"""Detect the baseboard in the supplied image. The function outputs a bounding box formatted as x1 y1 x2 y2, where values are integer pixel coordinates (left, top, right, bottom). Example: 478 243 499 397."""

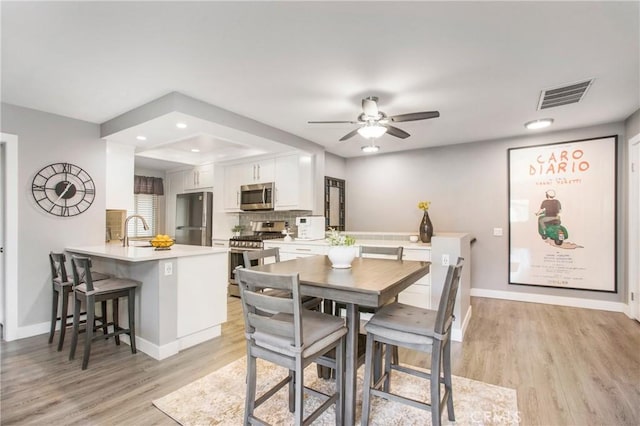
470 288 626 313
178 325 222 352
451 305 472 342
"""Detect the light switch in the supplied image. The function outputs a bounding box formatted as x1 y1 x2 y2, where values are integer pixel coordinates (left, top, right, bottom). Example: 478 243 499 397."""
493 228 503 236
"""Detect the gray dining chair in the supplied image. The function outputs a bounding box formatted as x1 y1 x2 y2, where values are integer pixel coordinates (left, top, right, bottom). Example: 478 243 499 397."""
236 267 347 426
243 248 323 311
361 257 464 426
69 255 141 370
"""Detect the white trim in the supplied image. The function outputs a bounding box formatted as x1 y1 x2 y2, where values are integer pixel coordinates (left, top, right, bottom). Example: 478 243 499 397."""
628 132 640 321
470 288 626 313
451 305 472 342
1 133 18 341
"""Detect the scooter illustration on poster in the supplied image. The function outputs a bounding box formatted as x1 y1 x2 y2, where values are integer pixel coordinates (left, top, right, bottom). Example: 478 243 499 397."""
535 189 569 246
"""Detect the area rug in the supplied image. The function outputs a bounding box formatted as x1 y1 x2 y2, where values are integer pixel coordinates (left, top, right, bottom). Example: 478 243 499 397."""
153 357 519 425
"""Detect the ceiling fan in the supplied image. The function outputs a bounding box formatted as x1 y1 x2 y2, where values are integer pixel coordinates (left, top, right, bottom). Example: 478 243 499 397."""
308 96 440 141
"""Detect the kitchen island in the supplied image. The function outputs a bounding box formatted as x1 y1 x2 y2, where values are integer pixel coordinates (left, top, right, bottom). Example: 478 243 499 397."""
65 244 228 360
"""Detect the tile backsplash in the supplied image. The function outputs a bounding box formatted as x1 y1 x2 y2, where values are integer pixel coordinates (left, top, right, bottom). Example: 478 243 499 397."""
239 210 313 235
106 209 126 242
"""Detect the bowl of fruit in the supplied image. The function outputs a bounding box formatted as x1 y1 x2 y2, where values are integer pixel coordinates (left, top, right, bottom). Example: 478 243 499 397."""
150 234 175 250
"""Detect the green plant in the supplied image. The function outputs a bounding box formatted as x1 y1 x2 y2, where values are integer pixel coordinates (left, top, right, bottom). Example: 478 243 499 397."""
326 228 355 246
231 225 244 233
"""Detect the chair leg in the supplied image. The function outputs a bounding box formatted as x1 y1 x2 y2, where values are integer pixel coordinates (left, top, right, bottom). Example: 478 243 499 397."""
383 341 393 392
294 357 304 426
113 298 120 345
100 300 108 337
361 333 376 426
57 288 70 351
69 295 81 360
443 339 455 421
335 338 345 426
128 289 137 354
430 341 443 426
288 369 295 413
82 296 95 370
244 351 257 425
49 288 59 344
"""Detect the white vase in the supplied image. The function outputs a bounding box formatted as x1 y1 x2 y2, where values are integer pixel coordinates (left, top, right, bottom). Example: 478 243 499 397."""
328 246 357 269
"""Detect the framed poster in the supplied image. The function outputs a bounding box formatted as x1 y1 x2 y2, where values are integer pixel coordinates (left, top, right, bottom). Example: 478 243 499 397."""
508 135 617 292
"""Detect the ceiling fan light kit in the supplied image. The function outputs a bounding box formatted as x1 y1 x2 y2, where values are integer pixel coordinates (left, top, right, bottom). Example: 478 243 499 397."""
357 122 387 139
361 144 380 153
524 118 554 130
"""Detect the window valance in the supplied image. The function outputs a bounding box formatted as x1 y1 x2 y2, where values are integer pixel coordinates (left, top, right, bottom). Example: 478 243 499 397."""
134 175 164 195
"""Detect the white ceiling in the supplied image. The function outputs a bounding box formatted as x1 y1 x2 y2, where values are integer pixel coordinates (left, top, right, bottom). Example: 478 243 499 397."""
2 1 638 168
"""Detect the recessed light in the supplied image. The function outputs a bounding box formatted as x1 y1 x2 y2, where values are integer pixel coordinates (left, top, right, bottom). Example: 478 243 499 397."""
176 122 187 129
191 148 200 153
361 145 380 153
524 118 554 130
136 135 147 141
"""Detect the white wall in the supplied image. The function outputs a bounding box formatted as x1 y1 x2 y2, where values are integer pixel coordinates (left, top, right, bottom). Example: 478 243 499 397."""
325 152 347 180
106 141 135 211
1 103 106 334
346 121 626 303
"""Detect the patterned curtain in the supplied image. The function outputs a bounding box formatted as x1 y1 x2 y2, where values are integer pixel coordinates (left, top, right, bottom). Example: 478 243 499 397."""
134 175 164 195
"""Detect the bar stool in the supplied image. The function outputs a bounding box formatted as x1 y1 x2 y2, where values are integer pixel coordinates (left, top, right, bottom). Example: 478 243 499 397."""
69 255 141 370
48 252 110 351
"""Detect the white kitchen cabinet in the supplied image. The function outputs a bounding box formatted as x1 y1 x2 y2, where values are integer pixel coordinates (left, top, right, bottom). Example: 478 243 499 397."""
184 163 214 191
398 248 432 309
263 241 328 261
231 159 275 185
274 153 314 211
223 163 243 211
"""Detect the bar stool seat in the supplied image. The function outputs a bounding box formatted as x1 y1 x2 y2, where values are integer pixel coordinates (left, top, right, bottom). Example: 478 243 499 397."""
48 252 110 351
69 255 140 370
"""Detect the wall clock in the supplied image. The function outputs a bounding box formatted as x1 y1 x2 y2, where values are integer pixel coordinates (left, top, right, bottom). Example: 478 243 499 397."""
31 162 95 217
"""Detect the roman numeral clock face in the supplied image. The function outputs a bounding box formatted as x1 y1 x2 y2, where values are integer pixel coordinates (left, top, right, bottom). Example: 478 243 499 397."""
31 162 95 217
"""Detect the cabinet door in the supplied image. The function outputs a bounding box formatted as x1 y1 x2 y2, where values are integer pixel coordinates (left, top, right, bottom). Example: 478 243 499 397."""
399 248 431 308
184 164 214 190
274 154 313 211
223 164 242 211
253 159 275 183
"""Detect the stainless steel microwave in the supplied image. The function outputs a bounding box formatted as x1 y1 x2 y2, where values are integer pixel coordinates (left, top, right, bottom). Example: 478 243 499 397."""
240 182 274 211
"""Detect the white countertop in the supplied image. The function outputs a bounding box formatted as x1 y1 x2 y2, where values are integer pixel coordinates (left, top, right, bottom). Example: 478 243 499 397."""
66 244 228 262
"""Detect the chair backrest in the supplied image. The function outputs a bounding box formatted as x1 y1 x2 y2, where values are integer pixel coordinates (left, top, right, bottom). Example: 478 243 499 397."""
236 267 303 349
49 252 69 283
359 245 403 260
434 257 464 338
243 247 281 268
70 255 95 292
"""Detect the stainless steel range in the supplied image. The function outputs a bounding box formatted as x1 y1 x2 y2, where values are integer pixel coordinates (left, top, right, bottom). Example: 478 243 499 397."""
228 220 287 297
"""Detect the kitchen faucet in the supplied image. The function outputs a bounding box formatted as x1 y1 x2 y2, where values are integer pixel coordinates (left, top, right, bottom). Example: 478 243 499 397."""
123 215 150 247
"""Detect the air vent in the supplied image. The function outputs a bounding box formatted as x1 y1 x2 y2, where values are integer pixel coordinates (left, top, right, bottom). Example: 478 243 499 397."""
537 79 593 110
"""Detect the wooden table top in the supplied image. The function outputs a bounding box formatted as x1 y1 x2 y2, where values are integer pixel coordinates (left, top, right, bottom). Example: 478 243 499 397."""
251 255 430 307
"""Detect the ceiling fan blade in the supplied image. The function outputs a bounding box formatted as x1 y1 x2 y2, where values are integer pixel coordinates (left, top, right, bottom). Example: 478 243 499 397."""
362 97 379 118
339 128 361 141
308 120 358 124
390 111 440 122
384 124 410 139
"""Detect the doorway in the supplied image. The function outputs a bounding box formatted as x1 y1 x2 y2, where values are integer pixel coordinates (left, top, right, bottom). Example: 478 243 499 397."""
1 133 18 340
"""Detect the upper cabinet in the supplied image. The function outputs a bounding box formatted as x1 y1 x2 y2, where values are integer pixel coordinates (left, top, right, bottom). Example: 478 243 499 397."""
183 163 214 191
221 153 314 212
274 154 313 211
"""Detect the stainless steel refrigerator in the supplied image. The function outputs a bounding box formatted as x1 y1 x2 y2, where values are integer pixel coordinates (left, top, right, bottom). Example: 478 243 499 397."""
175 192 213 246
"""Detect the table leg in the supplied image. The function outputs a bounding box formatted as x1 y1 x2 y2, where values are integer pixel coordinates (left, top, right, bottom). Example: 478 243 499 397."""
344 303 359 426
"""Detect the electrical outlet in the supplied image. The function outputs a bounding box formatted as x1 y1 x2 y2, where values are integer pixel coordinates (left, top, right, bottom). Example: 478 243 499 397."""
164 262 173 276
493 227 503 236
441 254 450 266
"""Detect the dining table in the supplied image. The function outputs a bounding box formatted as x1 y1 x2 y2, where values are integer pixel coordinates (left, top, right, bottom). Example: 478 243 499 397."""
250 254 431 425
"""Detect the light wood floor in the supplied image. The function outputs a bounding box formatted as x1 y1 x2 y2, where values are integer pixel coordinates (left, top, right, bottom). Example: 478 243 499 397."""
1 297 638 425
